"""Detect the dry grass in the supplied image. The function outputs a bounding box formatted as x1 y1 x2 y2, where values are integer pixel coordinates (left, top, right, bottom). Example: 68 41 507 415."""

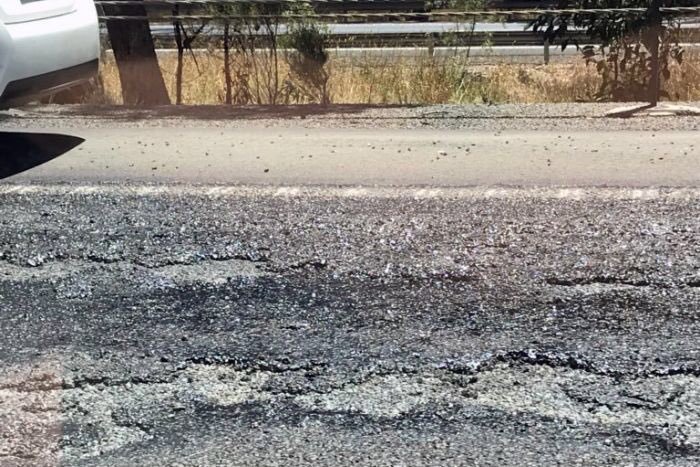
95 49 700 105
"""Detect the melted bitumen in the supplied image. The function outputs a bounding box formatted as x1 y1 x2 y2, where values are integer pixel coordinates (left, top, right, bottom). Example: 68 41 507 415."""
0 188 699 466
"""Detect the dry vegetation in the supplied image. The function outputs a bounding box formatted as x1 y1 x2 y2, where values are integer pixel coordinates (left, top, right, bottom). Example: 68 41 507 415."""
94 49 700 105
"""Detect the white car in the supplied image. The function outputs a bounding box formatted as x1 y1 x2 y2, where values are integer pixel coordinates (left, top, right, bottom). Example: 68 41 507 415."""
0 0 99 107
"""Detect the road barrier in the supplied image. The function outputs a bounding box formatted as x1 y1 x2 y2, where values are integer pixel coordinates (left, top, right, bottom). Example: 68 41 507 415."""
94 1 700 21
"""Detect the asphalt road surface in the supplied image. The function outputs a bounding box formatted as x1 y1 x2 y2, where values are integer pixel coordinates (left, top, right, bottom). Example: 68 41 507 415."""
1 105 699 466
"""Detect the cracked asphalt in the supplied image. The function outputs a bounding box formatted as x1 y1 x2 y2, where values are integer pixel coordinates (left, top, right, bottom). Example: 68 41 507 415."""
0 186 698 466
1 105 700 466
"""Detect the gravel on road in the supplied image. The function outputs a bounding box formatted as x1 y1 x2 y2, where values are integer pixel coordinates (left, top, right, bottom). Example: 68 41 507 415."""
2 103 700 132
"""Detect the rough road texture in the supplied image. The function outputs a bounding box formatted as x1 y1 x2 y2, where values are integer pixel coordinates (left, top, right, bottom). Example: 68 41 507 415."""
3 103 700 131
1 186 699 466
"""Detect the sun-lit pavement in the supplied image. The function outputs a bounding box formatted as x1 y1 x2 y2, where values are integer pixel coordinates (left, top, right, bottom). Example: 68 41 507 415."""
2 127 700 187
1 105 699 466
2 104 700 187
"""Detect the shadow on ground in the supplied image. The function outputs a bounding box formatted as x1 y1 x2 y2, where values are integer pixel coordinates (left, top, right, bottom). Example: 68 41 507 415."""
0 132 83 179
34 104 417 121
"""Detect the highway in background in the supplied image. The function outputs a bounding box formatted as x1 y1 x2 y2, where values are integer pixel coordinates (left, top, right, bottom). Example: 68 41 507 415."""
138 21 700 63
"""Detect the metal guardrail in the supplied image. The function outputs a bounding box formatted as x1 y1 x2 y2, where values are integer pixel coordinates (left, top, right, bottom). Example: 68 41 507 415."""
94 1 700 22
143 24 591 47
135 20 700 49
